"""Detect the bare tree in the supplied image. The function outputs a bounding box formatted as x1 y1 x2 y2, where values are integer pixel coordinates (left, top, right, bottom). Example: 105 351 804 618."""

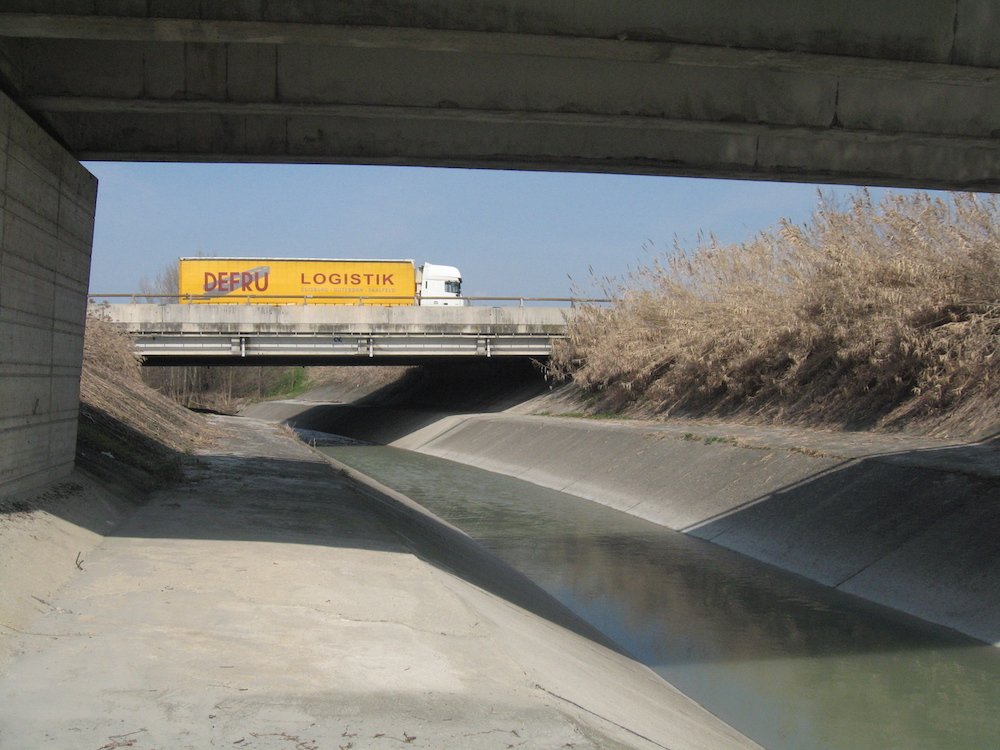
138 256 301 412
138 260 179 303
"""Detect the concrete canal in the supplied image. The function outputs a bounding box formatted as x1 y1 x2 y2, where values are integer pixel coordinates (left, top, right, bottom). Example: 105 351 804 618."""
318 440 1000 750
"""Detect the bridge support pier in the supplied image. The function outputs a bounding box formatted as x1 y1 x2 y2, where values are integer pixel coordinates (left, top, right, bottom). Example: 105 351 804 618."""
0 90 97 494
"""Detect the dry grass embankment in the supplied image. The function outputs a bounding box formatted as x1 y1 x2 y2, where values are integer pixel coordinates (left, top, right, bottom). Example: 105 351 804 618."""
79 316 215 481
550 191 1000 437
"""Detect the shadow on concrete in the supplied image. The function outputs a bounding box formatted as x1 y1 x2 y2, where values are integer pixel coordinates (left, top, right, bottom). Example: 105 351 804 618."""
277 361 549 443
1 371 620 660
28 381 997 671
75 402 186 487
0 404 178 530
247 358 1000 649
95 441 626 658
480 521 991 663
313 440 1000 668
677 437 1000 646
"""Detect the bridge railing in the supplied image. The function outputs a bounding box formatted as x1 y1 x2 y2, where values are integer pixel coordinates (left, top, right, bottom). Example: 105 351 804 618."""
87 294 611 307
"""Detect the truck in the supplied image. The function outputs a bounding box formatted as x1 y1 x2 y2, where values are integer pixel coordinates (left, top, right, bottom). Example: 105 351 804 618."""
177 257 465 306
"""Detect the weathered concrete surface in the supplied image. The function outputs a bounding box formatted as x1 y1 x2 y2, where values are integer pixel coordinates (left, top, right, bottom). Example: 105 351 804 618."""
3 4 1000 189
0 470 136 666
249 395 1000 646
95 303 572 336
94 304 568 365
407 415 1000 646
0 89 98 494
0 416 760 750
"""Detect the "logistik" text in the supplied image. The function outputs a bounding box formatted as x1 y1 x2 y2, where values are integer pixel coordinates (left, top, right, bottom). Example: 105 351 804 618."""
300 272 395 285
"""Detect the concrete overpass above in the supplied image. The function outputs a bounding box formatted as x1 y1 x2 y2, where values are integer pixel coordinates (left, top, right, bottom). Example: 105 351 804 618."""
3 2 1000 189
4 2 1000 494
95 303 569 366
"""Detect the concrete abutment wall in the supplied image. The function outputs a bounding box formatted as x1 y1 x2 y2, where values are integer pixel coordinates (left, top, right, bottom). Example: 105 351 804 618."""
0 90 97 494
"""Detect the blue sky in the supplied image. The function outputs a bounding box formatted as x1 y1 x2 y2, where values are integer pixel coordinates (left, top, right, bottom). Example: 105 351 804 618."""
85 162 892 299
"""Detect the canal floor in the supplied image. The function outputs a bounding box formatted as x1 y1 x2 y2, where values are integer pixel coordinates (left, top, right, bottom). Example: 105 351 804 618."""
0 418 756 750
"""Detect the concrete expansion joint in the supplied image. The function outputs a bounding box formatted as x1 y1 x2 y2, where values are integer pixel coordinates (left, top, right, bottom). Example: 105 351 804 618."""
0 621 93 639
623 498 646 513
331 613 483 639
830 549 898 591
533 683 673 750
830 80 841 129
949 0 960 65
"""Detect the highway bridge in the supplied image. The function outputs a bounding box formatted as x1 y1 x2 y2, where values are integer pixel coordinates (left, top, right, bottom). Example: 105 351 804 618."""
94 302 574 366
5 1 1000 495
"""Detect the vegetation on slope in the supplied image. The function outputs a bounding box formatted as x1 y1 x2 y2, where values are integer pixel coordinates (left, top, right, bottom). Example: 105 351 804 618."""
78 315 213 481
549 191 1000 437
77 317 404 482
143 363 311 412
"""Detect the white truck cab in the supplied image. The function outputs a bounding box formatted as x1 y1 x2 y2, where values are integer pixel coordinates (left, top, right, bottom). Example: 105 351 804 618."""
417 263 467 306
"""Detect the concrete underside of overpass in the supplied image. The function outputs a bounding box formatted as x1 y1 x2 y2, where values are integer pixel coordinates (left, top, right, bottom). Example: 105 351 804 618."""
2 1 1000 493
2 2 1000 188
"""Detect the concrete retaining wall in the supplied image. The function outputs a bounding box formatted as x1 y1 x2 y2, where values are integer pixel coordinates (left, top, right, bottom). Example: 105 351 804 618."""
368 412 1000 645
0 90 97 494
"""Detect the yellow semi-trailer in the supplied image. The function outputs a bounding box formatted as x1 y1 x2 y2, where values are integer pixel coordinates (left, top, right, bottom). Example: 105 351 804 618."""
177 258 463 306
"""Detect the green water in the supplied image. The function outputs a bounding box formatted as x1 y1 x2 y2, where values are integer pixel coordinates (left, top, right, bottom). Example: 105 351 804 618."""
321 443 1000 750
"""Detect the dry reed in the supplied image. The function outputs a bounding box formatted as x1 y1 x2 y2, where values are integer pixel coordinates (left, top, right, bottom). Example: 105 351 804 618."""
80 315 213 455
550 191 1000 436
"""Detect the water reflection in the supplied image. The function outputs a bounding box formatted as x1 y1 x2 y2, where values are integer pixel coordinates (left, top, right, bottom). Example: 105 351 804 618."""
322 444 1000 750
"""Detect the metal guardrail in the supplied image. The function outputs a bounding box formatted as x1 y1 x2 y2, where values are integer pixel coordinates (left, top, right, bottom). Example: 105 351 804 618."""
88 294 611 307
133 333 555 360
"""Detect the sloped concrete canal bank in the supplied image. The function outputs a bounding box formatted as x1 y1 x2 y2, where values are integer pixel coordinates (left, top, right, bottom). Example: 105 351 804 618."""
403 413 1000 646
317 440 1000 750
249 398 1000 647
242 388 1000 749
0 417 758 750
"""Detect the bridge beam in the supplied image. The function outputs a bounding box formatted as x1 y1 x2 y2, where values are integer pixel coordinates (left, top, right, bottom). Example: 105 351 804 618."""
3 4 1000 189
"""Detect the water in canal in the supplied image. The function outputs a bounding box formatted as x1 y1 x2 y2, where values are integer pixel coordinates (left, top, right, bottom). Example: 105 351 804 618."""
319 441 1000 750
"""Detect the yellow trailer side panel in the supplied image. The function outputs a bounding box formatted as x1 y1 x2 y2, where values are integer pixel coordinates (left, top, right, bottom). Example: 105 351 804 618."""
178 258 417 305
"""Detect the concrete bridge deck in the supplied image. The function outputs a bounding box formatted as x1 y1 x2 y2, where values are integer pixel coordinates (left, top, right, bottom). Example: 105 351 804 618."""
94 303 572 365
